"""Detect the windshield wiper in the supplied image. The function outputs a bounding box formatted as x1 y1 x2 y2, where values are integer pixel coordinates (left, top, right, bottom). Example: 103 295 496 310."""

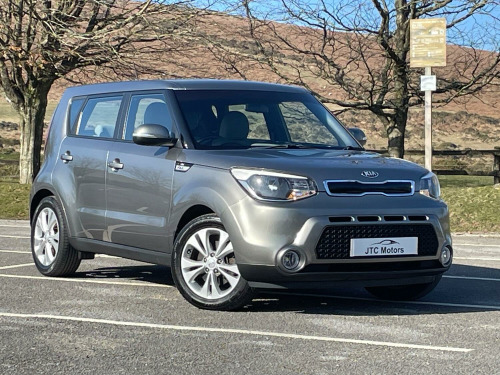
250 143 364 150
340 146 364 151
250 143 312 149
299 144 364 151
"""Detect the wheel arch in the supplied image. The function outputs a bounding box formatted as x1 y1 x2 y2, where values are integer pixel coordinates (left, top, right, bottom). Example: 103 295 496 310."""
30 188 56 223
174 205 215 241
30 188 74 238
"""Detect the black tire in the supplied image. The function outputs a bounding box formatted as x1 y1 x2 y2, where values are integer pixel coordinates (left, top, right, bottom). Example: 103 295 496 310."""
31 196 81 276
365 275 442 301
171 214 254 310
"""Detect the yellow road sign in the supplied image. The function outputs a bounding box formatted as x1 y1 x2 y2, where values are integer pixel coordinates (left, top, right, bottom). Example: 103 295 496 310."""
410 18 447 68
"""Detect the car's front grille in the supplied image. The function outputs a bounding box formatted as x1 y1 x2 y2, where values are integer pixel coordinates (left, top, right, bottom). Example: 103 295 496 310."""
315 224 439 260
324 180 415 196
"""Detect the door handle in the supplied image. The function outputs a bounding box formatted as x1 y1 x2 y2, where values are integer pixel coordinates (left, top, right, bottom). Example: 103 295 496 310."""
108 158 124 171
60 151 73 163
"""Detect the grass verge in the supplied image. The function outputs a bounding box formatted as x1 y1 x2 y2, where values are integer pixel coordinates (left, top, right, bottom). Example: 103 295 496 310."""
441 185 500 233
0 182 30 219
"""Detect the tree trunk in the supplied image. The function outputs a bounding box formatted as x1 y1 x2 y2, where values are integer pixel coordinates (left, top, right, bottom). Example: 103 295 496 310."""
18 83 52 184
386 117 406 158
386 0 411 159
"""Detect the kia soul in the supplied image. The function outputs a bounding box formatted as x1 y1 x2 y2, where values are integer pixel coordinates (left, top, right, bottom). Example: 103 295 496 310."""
30 80 452 310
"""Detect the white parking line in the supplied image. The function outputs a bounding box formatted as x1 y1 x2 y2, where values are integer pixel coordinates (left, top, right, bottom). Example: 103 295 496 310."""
454 257 500 262
2 272 497 310
454 233 500 238
0 224 30 228
0 312 473 353
0 235 30 239
270 292 500 311
0 263 33 270
454 243 500 249
0 273 173 288
0 250 117 259
2 251 498 261
444 275 500 282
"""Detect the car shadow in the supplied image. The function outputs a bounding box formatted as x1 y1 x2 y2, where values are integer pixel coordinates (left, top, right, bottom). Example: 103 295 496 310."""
74 264 175 286
70 263 499 315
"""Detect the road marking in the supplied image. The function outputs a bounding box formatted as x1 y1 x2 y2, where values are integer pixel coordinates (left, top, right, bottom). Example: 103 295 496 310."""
0 263 33 270
0 312 473 353
454 257 500 262
96 254 119 259
0 235 30 239
269 292 500 311
454 243 500 249
1 272 496 310
0 250 497 261
0 224 30 228
444 275 500 282
0 250 117 259
0 273 173 288
454 233 500 238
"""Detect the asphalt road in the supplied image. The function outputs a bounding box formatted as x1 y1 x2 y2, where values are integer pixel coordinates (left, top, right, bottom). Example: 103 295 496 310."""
0 219 499 374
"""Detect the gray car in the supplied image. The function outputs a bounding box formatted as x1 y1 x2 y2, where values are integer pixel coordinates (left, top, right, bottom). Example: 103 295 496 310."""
30 79 452 310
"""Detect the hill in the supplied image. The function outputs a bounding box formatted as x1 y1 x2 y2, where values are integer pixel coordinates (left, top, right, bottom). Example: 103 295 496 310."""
0 11 498 154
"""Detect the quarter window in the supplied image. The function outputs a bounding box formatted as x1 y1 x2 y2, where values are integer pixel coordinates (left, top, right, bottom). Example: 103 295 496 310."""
68 98 85 132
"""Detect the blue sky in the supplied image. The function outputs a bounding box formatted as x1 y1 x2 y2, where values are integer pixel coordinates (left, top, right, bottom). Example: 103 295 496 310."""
196 0 499 51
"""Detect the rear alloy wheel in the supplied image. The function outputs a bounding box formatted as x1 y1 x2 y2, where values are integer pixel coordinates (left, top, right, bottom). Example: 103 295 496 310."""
365 275 442 301
172 214 253 310
31 197 81 276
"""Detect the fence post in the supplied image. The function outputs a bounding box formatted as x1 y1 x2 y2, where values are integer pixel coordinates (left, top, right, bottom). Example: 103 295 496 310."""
494 153 500 185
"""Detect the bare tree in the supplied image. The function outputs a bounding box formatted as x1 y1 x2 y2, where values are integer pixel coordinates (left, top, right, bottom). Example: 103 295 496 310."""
203 0 499 157
0 0 196 183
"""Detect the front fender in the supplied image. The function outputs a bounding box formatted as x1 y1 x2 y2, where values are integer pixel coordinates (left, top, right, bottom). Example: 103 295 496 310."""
169 165 247 237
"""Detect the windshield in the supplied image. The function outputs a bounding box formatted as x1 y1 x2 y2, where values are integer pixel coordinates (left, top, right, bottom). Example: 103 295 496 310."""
174 90 360 150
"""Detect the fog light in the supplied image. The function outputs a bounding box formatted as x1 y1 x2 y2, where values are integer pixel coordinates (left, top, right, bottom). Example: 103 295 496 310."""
282 250 301 271
440 246 453 266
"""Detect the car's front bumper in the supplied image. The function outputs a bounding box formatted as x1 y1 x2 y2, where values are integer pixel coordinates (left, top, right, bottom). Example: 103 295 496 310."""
221 192 451 289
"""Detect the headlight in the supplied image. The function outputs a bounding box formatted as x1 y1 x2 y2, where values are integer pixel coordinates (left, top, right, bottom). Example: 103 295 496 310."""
419 172 441 199
231 168 317 201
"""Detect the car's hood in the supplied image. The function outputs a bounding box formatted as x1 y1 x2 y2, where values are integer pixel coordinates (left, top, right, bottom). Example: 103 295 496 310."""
181 149 429 191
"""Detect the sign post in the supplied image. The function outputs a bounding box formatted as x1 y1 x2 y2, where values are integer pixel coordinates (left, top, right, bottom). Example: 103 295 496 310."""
424 67 433 171
410 18 447 171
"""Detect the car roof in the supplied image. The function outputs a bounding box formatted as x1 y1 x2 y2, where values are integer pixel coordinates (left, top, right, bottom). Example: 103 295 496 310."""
63 79 309 96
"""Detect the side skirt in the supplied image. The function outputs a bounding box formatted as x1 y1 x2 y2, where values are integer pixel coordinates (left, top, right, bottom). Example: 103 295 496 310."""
69 237 170 266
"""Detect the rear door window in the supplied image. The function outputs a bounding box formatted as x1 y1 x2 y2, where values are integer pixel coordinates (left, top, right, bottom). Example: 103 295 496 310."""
73 96 123 138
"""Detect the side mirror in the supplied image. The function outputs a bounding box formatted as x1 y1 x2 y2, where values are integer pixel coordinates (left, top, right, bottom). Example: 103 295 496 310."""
348 127 367 147
132 124 177 147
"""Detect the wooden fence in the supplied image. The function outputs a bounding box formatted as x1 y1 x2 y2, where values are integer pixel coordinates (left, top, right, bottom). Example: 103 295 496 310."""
2 149 500 184
371 149 500 184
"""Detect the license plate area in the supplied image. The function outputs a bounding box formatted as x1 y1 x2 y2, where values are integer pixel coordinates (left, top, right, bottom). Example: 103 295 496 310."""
350 237 418 257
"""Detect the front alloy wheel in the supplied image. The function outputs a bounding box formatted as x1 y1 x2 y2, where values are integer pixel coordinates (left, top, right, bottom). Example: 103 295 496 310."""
181 227 240 299
172 215 253 310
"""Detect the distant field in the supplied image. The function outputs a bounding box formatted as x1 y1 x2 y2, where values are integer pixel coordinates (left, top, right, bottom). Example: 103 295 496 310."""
0 101 57 123
438 175 494 188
